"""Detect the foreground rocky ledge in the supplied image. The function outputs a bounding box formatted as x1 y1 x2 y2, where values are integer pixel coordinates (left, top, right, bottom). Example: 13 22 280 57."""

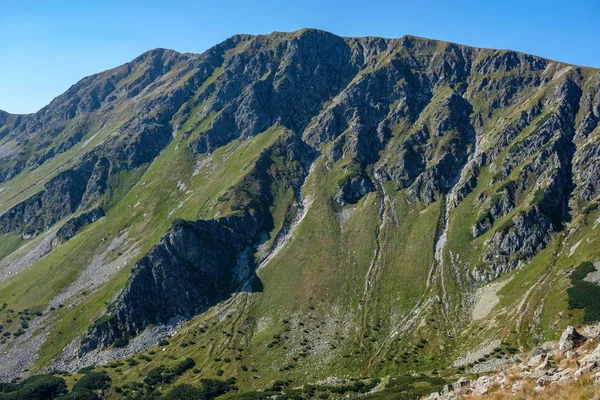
424 325 600 399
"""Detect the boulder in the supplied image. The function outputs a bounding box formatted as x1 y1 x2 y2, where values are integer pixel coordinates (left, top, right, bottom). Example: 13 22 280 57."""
534 354 552 371
536 374 558 387
442 383 454 394
511 380 524 393
453 377 470 390
473 375 490 395
574 364 594 379
559 326 586 352
565 350 578 359
578 344 600 368
582 324 600 339
528 353 545 367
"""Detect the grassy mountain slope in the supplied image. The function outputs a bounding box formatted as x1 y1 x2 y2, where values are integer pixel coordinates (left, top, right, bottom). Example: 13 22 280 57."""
0 28 600 398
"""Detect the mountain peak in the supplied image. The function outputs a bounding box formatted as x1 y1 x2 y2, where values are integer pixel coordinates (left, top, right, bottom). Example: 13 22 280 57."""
131 47 185 64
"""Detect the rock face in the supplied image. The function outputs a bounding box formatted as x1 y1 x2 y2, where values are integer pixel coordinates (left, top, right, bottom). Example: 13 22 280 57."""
0 39 244 235
472 214 493 238
82 132 315 350
578 343 600 368
190 30 356 155
55 207 105 244
81 213 263 351
334 175 375 207
1 29 597 257
480 207 555 280
0 45 241 184
0 162 96 237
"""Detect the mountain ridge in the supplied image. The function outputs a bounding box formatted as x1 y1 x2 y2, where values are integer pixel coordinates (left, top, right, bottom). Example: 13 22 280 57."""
0 28 599 399
3 28 595 118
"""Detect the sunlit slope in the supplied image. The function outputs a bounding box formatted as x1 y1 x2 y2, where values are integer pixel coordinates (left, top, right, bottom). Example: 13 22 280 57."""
0 29 598 392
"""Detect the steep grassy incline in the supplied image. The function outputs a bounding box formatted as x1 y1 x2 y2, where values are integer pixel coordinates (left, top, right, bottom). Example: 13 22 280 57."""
0 29 599 397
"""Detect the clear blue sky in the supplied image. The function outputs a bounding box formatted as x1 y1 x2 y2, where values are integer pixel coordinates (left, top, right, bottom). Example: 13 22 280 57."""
1 0 599 114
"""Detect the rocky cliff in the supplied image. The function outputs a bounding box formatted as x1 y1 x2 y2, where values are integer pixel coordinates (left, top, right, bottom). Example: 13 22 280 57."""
82 132 315 350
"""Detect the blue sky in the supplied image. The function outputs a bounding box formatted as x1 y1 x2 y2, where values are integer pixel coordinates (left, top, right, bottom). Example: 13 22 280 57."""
1 0 599 114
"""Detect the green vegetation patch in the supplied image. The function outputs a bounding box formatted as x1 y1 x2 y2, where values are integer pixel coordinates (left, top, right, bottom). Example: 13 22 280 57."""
61 371 111 399
362 374 447 400
529 188 544 206
0 374 67 400
163 378 236 399
584 203 599 215
0 233 23 262
496 218 515 232
336 159 362 187
567 261 600 323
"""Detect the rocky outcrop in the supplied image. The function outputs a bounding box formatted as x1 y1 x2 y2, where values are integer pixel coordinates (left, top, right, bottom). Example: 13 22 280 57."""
377 132 426 190
81 212 264 351
82 132 315 350
477 207 554 280
55 207 105 244
575 72 600 138
559 326 586 352
334 175 375 207
0 39 243 237
190 29 356 154
469 77 581 279
0 30 590 262
0 160 96 238
378 92 476 205
471 213 493 238
573 140 600 205
0 121 174 238
4 29 600 377
0 39 245 184
426 325 600 399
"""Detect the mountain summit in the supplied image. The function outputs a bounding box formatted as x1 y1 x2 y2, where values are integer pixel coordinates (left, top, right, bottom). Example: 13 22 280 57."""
0 29 600 398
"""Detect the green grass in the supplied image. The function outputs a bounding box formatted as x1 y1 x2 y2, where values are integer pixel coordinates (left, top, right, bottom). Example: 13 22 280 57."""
529 188 545 206
362 374 447 400
475 210 491 225
84 140 445 390
497 218 516 232
0 233 23 262
567 262 600 323
260 186 295 251
583 202 599 214
0 115 289 370
95 76 590 387
335 160 362 186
